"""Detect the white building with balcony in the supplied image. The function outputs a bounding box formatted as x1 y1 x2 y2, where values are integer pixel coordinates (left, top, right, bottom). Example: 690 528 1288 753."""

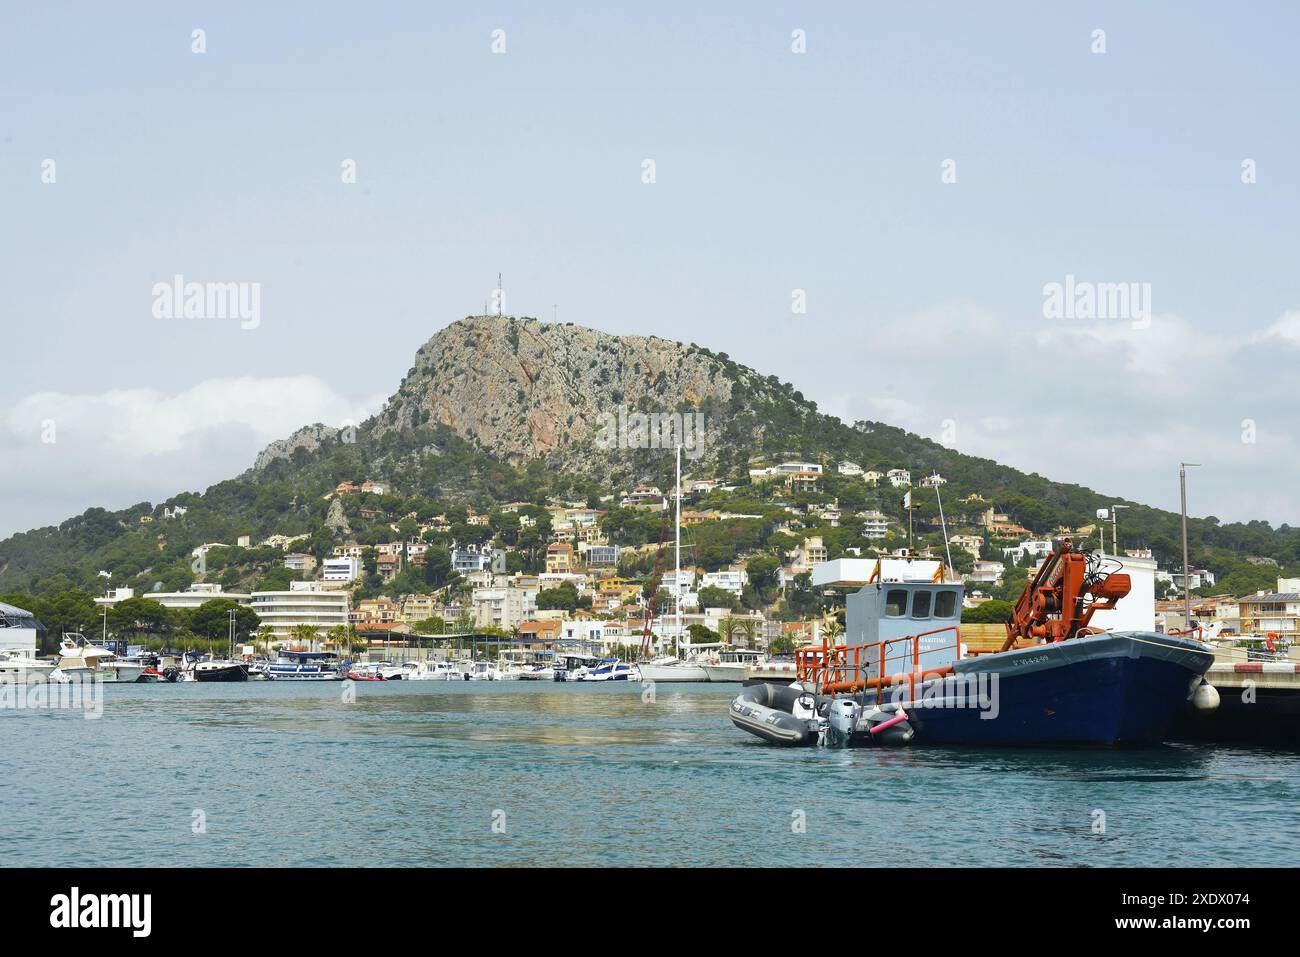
701 568 749 596
860 510 891 540
129 583 251 610
249 582 350 644
323 556 361 582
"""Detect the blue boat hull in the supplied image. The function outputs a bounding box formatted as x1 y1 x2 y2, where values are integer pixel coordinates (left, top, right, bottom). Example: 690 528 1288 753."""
896 632 1213 746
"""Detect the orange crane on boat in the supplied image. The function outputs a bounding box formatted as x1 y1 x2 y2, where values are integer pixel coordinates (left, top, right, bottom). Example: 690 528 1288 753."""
1001 538 1130 651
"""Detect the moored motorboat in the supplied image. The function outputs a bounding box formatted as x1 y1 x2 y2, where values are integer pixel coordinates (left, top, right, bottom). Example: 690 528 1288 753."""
466 661 500 681
265 650 343 681
552 652 599 682
576 658 638 681
0 649 56 684
702 649 765 683
50 634 145 683
192 659 250 682
406 660 464 680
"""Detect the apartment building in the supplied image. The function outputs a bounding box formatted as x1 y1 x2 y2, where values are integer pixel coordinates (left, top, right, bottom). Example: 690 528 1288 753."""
283 553 317 574
352 597 399 627
249 582 350 644
471 585 538 631
545 543 576 575
1236 590 1300 641
860 510 891 540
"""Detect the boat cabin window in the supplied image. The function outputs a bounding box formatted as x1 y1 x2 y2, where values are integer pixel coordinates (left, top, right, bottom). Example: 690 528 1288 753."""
934 590 958 619
911 591 932 619
885 590 907 617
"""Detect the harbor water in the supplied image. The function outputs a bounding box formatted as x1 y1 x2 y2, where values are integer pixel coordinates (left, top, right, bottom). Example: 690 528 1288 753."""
2 681 1297 867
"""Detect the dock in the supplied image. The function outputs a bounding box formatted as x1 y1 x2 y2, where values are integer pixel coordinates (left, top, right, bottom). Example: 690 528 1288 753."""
1174 647 1300 743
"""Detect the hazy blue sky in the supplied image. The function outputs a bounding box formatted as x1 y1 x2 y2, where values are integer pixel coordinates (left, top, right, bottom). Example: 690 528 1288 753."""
3 2 1299 538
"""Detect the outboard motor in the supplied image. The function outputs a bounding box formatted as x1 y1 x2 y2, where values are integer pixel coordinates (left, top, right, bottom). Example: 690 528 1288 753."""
827 698 862 748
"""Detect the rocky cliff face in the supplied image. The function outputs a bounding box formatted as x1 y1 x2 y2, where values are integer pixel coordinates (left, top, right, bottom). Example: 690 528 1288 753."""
369 315 737 469
253 422 340 471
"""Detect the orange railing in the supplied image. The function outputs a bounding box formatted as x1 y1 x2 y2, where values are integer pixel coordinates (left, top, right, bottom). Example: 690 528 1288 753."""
796 626 962 704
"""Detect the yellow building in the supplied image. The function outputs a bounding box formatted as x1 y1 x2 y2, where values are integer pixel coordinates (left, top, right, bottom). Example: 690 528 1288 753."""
545 543 576 575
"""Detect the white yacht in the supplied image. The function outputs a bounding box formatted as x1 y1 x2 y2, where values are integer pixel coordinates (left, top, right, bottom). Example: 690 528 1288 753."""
406 660 464 681
0 648 56 684
496 651 544 680
701 649 766 683
466 661 500 681
50 634 145 683
517 664 555 680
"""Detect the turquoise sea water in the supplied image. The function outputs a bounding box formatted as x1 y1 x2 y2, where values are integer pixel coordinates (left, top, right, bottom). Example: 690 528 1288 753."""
2 680 1297 867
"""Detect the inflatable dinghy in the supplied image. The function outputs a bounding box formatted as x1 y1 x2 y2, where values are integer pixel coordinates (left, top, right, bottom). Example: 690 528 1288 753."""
731 682 915 747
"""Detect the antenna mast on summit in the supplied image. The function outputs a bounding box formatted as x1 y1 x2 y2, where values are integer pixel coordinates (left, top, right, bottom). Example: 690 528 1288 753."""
497 273 503 316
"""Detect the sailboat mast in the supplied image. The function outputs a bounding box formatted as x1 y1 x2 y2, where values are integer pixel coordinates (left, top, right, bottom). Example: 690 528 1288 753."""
675 443 683 657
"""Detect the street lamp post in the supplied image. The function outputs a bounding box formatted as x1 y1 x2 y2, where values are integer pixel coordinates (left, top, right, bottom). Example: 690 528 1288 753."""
1180 463 1201 630
1110 504 1130 556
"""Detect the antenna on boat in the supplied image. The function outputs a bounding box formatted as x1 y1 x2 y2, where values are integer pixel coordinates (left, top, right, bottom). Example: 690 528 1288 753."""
934 480 955 582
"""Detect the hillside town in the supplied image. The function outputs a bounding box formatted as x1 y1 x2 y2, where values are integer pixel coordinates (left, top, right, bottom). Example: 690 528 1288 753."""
79 459 1299 656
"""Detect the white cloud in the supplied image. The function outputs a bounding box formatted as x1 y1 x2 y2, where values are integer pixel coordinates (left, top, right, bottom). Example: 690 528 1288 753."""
1254 310 1300 349
818 304 1300 526
0 377 384 538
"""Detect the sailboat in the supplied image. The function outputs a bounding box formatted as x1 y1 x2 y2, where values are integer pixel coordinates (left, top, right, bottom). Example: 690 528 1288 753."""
637 444 711 683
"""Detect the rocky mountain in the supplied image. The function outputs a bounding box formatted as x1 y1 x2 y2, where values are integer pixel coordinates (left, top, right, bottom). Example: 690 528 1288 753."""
367 315 736 471
2 314 1297 596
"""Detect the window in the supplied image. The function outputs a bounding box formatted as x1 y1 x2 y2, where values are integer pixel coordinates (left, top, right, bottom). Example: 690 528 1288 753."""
885 590 907 617
912 591 932 619
934 591 958 619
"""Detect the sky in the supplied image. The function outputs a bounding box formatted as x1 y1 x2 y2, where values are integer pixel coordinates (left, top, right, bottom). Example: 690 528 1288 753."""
2 2 1299 539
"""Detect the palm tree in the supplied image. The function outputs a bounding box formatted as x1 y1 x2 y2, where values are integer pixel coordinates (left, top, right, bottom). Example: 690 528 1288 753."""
289 623 321 652
326 624 352 654
718 615 741 647
256 624 275 654
738 619 757 650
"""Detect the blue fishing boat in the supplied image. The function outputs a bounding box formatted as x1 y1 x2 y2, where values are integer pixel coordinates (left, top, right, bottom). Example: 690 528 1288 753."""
732 539 1215 747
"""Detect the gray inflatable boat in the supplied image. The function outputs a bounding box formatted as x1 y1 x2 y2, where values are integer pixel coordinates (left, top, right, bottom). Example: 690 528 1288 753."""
730 683 915 747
